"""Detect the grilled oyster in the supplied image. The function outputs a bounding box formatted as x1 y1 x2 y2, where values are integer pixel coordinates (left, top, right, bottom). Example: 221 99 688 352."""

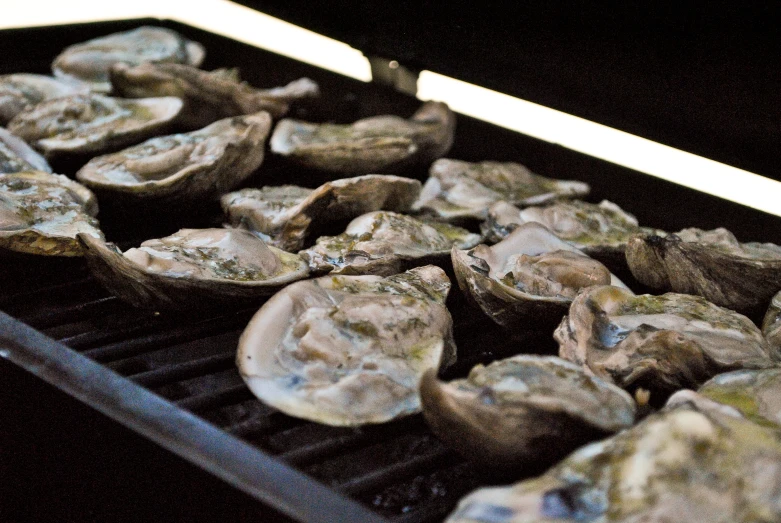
445 395 781 523
697 368 781 428
483 200 663 273
52 26 205 92
626 227 781 321
7 94 183 159
412 159 590 222
78 228 308 310
111 62 319 128
221 175 422 251
555 285 779 402
0 73 90 125
237 265 456 426
763 290 781 349
0 128 51 174
75 112 271 207
0 171 101 256
270 101 455 174
452 223 629 330
420 355 635 471
301 211 481 275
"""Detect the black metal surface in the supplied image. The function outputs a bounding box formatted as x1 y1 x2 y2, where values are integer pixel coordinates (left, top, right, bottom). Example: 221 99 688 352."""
2 16 781 523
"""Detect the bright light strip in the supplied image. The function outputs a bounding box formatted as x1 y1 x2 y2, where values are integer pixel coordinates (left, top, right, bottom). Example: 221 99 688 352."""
418 70 781 217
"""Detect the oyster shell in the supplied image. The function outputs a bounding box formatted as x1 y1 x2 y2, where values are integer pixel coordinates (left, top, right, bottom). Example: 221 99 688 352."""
0 73 90 125
420 355 635 471
300 211 481 275
555 285 779 401
270 101 455 174
697 368 781 428
52 26 205 92
221 174 422 251
78 228 308 310
237 265 456 426
762 290 781 349
452 222 629 330
7 94 183 158
626 227 781 321
445 396 781 523
412 159 590 222
482 200 663 271
111 62 319 128
75 112 272 207
0 171 101 256
0 127 51 174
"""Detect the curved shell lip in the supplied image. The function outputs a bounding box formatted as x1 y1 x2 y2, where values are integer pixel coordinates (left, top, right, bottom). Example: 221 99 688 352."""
75 112 272 199
77 232 309 310
0 73 91 124
0 128 52 173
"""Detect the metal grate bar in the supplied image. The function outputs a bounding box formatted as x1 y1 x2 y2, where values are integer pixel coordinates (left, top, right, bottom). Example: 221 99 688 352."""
227 414 304 440
19 296 122 330
58 313 169 350
130 352 235 388
175 384 255 412
0 276 94 311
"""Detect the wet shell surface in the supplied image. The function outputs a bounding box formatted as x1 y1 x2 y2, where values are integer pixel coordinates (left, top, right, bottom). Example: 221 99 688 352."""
7 94 183 158
270 101 455 174
237 265 457 426
555 285 779 401
626 227 781 321
300 210 481 275
419 355 635 471
762 289 781 350
445 397 781 523
0 127 51 174
221 174 422 251
452 222 629 330
698 368 781 428
0 73 90 125
412 158 590 222
52 26 205 92
0 170 101 256
75 112 272 206
78 228 308 310
111 62 318 128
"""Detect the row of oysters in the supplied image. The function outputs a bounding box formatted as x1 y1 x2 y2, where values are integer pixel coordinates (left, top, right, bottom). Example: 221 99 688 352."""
3 26 781 523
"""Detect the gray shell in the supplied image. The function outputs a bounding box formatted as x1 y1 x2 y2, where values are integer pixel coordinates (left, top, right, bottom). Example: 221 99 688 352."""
0 127 51 174
0 73 90 125
698 368 781 428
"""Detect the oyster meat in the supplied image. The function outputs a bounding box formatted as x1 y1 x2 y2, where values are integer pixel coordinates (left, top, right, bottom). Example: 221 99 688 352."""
0 170 101 256
555 285 779 401
270 101 455 174
78 228 308 310
301 211 481 275
626 227 781 321
52 26 205 92
412 159 590 222
445 394 781 523
697 368 781 428
0 127 51 174
221 174 422 251
7 94 183 158
237 265 456 426
420 355 635 471
75 112 272 206
0 73 90 125
111 62 319 128
452 222 629 330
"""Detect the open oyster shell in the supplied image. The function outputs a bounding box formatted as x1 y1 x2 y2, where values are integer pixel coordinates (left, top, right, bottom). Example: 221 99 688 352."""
420 355 635 471
0 73 90 125
0 127 51 174
483 199 663 272
270 101 455 174
111 62 319 128
412 159 590 222
0 171 101 256
445 396 781 523
237 265 456 426
626 227 781 321
52 26 205 92
452 223 629 330
300 211 481 275
697 368 781 428
221 174 422 252
762 289 781 349
78 228 308 310
555 285 779 401
75 112 272 207
7 94 183 159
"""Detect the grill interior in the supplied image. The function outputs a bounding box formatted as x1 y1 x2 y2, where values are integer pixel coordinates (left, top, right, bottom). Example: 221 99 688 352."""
3 17 781 523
